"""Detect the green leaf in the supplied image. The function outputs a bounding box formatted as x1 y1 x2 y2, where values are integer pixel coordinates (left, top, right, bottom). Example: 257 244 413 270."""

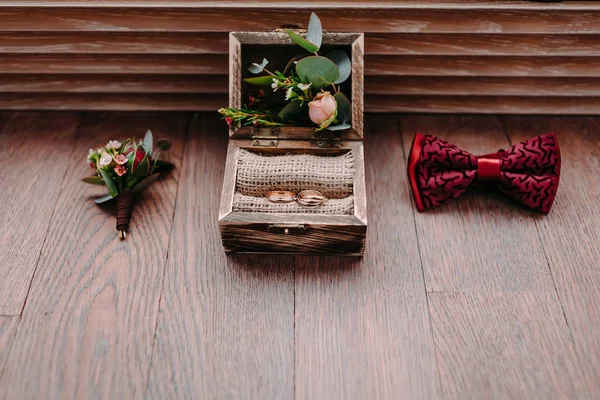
305 13 323 50
156 139 171 151
278 100 307 121
99 169 118 197
286 30 319 53
327 122 352 131
133 154 150 178
334 91 351 123
327 49 351 84
248 58 269 74
244 76 276 86
295 56 340 91
143 130 153 156
132 173 160 195
94 193 115 204
81 176 104 185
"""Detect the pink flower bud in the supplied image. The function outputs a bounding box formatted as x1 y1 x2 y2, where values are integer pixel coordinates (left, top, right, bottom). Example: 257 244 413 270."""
225 117 233 127
114 154 127 165
308 92 337 128
114 165 127 177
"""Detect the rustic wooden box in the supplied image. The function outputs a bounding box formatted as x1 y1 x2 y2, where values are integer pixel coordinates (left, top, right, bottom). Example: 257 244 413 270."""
219 31 366 255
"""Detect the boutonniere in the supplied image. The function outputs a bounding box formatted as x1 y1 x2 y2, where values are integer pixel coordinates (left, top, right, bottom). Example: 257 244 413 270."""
82 130 174 240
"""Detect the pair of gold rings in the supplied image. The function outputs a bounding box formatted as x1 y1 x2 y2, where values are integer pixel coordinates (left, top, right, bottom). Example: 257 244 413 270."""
266 190 328 207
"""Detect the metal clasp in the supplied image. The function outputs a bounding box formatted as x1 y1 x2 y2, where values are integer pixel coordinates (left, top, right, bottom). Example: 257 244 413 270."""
267 224 307 235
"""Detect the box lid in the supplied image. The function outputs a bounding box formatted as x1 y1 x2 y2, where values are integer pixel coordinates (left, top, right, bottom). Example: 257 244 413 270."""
228 31 364 141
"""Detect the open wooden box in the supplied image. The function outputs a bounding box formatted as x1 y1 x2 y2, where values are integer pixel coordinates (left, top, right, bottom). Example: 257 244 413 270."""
219 31 366 255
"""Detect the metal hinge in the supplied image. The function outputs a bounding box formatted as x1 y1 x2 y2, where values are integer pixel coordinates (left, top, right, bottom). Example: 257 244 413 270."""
252 126 280 147
315 130 341 148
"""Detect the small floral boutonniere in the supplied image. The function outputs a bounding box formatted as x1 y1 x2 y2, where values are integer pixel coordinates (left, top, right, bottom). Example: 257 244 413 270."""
82 130 174 240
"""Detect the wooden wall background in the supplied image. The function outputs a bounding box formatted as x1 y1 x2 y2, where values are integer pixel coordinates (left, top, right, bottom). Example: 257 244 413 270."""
1 1 600 113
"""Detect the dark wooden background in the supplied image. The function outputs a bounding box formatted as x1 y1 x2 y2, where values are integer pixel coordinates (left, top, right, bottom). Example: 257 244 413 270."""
1 1 600 113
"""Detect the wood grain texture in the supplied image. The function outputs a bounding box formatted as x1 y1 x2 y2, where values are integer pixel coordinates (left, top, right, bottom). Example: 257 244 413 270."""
366 76 600 97
146 114 294 399
0 112 80 315
0 112 188 399
504 116 600 395
294 115 442 399
368 96 600 114
0 74 227 93
400 115 554 292
0 317 18 376
0 7 599 33
429 292 588 399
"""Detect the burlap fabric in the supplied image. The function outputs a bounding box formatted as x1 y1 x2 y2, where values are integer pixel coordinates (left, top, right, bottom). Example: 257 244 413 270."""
233 193 354 215
235 149 354 199
232 149 355 215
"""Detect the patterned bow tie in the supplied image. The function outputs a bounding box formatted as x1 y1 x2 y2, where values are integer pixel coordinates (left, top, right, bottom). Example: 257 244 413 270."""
407 133 561 213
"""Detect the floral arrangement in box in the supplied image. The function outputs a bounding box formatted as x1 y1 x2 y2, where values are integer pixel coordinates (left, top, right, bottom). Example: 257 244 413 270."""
218 12 352 132
82 130 173 240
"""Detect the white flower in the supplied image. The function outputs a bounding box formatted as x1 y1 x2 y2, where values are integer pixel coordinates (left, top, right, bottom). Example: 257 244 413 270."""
271 78 279 92
87 148 95 160
98 152 113 168
106 140 121 149
297 83 312 92
285 87 293 101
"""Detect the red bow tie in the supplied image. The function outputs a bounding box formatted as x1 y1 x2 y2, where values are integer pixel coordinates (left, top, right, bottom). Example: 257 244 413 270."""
407 133 561 213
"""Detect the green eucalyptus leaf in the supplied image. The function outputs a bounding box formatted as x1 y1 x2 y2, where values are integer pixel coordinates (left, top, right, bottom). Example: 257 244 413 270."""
94 193 115 204
286 30 319 53
156 139 171 151
132 173 161 195
334 91 351 123
327 49 351 84
99 169 118 197
81 176 104 185
143 130 153 156
295 56 340 91
248 58 269 74
305 13 323 50
278 100 307 121
244 76 276 86
327 122 352 131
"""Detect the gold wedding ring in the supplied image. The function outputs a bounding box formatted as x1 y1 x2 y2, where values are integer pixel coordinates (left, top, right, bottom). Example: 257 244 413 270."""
266 190 327 207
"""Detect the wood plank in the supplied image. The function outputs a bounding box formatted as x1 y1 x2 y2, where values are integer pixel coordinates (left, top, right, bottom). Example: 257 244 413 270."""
429 292 588 399
0 316 18 376
504 115 600 395
0 112 188 399
0 32 228 54
2 1 599 10
366 33 600 56
368 96 600 114
0 7 598 33
3 54 600 77
0 93 227 110
367 76 600 97
146 114 294 399
368 55 600 77
400 115 554 291
3 33 600 56
0 74 227 93
0 112 80 315
0 54 224 74
294 115 442 399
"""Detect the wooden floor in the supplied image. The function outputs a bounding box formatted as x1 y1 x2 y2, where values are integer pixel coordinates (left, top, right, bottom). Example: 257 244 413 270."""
0 111 599 400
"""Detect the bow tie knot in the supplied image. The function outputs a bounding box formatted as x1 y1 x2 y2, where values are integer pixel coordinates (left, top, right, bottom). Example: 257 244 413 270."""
407 133 561 213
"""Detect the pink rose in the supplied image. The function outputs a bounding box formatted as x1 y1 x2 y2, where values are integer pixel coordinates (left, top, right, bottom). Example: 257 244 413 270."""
114 165 127 177
308 92 337 129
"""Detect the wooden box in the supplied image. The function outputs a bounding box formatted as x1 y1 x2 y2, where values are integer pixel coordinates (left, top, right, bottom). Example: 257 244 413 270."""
219 32 366 255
